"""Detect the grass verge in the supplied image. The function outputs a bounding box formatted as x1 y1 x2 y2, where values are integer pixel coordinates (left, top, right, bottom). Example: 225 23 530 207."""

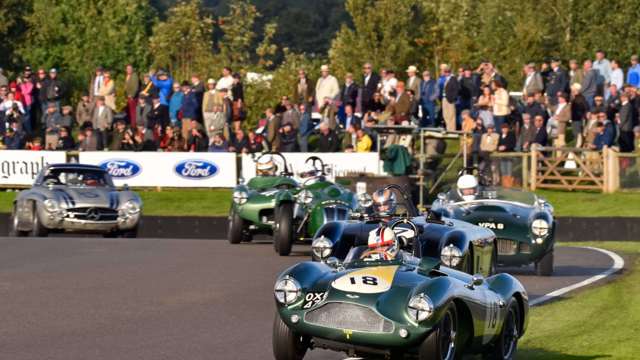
517 241 640 359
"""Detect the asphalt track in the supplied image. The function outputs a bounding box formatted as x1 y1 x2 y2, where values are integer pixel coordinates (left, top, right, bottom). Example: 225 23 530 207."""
0 236 622 360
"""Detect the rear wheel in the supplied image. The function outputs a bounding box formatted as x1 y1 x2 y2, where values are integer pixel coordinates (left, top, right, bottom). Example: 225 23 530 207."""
9 205 28 237
30 203 48 237
483 299 520 360
536 250 554 276
274 203 294 256
418 303 459 360
272 313 308 360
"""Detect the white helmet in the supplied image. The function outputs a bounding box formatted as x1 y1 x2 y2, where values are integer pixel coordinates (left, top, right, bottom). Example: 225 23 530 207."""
256 155 276 176
300 163 319 180
362 226 399 261
457 174 478 201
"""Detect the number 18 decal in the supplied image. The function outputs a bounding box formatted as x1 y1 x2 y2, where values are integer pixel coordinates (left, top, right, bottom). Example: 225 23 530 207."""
331 266 397 294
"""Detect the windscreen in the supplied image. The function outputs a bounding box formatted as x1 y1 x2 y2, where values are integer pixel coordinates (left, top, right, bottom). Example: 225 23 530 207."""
39 168 112 187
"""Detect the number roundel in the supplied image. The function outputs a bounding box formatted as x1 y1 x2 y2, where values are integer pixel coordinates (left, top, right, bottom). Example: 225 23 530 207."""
331 266 398 294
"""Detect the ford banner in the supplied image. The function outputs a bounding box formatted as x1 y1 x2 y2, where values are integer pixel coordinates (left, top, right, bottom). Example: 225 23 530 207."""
79 152 236 187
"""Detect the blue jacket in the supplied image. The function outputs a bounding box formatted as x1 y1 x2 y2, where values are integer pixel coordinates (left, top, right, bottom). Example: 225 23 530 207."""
298 112 314 137
627 65 640 88
169 92 184 122
181 91 200 120
151 75 174 105
420 79 438 104
593 122 615 150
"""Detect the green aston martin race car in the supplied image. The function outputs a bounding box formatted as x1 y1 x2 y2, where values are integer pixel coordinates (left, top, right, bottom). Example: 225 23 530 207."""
272 218 529 360
432 171 556 276
228 153 360 256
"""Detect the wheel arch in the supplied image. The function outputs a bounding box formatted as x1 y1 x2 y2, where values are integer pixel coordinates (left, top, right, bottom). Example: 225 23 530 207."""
452 298 475 351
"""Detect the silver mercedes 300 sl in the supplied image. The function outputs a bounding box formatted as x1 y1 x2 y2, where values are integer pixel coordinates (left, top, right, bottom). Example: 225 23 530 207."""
9 163 142 237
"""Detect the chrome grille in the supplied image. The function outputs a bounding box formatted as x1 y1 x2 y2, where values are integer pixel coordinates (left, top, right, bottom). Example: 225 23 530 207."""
305 302 393 333
497 239 518 255
322 207 349 223
65 207 118 221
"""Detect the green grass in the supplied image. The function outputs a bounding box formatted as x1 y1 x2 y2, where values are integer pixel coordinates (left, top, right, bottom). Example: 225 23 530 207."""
517 241 640 359
1 187 640 217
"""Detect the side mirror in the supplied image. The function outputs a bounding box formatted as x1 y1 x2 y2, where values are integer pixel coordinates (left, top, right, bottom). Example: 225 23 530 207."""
467 274 485 289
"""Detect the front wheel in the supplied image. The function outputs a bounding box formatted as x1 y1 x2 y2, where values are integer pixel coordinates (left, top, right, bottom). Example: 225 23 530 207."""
483 299 520 360
120 226 138 238
536 250 554 276
274 203 294 256
228 209 245 244
418 303 459 360
272 313 308 360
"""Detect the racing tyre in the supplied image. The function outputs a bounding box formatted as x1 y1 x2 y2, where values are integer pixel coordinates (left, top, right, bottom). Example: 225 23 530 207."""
30 203 48 237
10 205 28 237
228 210 244 244
418 303 459 360
272 312 308 360
535 250 554 276
483 298 520 360
274 203 294 256
120 226 138 238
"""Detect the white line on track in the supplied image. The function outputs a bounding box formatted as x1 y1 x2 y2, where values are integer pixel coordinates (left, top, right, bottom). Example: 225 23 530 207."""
530 246 625 306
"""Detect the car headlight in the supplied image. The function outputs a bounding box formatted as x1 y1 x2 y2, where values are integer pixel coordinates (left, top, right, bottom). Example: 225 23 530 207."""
233 190 249 205
531 219 550 237
297 190 314 204
357 193 373 208
441 244 463 267
44 199 59 212
274 277 301 305
312 236 333 260
123 200 141 215
408 293 434 322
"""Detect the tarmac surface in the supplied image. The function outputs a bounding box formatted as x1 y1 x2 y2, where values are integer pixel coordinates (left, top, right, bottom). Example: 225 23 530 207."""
0 236 619 360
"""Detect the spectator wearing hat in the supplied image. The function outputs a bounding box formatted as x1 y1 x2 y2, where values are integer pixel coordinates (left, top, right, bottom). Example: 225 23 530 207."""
77 123 102 151
109 119 128 151
91 96 113 147
124 64 140 125
76 92 93 127
42 103 63 149
627 55 640 88
441 65 459 131
570 83 589 147
549 93 571 148
523 63 543 97
545 59 568 106
97 70 116 110
181 80 200 128
168 82 184 126
315 65 340 109
151 69 173 106
518 113 537 151
406 66 421 103
3 122 25 150
568 59 583 86
419 70 438 127
56 126 75 150
44 68 64 111
90 66 104 100
340 72 358 109
135 94 151 128
60 105 74 129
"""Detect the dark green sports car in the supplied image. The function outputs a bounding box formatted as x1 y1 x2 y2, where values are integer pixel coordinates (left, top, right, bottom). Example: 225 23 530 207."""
228 153 360 256
272 218 529 360
432 185 555 276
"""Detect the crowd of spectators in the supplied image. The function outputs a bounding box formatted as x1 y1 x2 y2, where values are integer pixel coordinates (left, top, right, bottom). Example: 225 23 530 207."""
1 51 640 158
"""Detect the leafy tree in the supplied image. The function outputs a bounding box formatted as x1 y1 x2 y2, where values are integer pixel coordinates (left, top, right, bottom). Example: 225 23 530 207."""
0 0 29 71
217 0 259 68
329 0 420 78
18 0 155 99
149 0 215 80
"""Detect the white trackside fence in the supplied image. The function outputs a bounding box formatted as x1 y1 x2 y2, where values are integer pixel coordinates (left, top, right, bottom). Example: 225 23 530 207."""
0 151 384 188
